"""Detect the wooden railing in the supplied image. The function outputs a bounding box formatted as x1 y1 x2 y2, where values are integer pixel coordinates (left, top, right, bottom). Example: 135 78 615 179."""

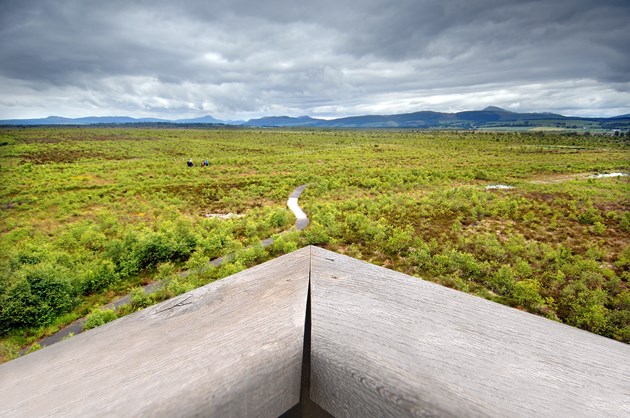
1 246 628 417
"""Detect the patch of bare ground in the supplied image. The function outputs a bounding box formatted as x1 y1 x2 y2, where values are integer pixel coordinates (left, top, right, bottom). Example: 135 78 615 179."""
528 172 629 185
528 172 591 184
462 219 517 242
523 191 570 203
21 149 123 164
593 199 630 213
163 183 281 215
465 215 629 264
18 133 161 144
204 212 244 219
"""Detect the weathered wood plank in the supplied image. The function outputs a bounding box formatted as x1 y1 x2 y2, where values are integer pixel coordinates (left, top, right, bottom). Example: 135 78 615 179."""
0 247 312 418
309 246 630 418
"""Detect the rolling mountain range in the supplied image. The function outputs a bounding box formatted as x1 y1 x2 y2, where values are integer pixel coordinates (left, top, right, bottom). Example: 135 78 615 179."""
0 115 227 125
2 107 629 130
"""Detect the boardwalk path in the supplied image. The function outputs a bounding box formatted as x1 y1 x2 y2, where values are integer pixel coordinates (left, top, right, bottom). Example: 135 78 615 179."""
33 185 309 350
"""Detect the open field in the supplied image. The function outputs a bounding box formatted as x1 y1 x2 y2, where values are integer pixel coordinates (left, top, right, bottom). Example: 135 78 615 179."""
1 128 628 361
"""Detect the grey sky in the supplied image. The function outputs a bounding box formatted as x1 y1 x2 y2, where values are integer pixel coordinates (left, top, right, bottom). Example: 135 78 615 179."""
1 0 629 119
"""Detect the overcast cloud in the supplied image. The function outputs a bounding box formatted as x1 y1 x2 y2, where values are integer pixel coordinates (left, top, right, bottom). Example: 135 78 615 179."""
1 0 629 119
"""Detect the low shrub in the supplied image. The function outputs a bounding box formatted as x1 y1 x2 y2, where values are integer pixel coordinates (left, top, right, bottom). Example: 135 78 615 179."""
83 308 118 330
0 263 76 333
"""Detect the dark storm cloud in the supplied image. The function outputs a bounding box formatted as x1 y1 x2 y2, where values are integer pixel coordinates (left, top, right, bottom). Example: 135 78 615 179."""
0 0 628 119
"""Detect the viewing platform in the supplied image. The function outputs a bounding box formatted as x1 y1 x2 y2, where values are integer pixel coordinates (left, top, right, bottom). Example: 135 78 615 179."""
1 246 628 417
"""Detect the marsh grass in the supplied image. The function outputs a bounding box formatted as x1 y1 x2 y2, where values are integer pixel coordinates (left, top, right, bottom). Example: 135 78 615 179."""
0 127 628 358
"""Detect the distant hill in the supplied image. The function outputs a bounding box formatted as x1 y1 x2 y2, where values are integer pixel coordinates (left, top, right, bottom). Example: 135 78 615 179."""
0 115 228 125
2 108 630 130
173 115 225 124
318 111 452 128
245 116 322 127
453 107 567 123
242 107 629 129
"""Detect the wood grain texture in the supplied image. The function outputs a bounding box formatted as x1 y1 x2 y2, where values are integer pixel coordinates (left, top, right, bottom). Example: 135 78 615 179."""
309 246 630 418
3 245 629 417
0 247 312 418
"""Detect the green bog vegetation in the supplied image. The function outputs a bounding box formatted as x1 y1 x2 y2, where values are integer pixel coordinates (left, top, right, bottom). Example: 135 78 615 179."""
0 127 628 360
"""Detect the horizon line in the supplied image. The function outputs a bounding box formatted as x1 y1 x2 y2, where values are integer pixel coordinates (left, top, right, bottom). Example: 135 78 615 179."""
2 106 629 122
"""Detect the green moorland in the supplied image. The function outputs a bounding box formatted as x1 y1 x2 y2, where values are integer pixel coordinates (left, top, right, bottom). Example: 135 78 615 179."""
0 127 628 361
